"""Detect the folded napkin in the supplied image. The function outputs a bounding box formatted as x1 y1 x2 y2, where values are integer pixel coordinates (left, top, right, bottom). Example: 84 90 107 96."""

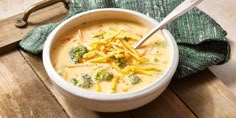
19 0 230 79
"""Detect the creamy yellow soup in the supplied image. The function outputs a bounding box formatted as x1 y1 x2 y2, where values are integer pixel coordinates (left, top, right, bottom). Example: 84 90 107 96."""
51 20 171 94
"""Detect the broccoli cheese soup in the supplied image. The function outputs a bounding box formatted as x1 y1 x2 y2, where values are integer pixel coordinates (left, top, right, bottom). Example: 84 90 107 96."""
51 20 171 94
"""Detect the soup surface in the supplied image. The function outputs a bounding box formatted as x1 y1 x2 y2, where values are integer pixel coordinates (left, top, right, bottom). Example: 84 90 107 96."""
51 20 171 94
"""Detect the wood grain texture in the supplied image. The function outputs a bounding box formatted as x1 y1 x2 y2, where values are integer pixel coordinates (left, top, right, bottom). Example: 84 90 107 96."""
170 69 236 118
0 3 67 54
0 50 68 118
131 89 196 118
20 50 195 118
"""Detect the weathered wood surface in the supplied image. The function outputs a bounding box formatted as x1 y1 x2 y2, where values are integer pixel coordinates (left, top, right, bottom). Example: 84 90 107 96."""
131 89 196 118
170 70 236 118
20 50 196 118
0 50 68 118
0 3 67 53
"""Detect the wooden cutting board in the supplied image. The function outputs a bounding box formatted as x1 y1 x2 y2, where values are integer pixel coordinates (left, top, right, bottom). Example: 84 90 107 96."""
0 1 236 118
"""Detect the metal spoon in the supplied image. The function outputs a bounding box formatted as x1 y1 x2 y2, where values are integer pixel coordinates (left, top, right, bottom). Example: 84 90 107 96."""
134 0 203 49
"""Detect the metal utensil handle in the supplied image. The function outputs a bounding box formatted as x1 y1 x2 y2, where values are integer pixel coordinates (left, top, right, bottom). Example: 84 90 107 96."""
134 0 203 49
15 0 70 28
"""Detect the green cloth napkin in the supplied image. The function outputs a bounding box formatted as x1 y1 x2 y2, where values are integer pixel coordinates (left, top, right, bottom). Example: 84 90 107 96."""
19 0 231 79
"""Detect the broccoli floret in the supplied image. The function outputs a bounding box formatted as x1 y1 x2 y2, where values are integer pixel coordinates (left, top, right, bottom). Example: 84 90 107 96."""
123 36 129 41
115 58 127 67
127 74 141 85
71 78 78 85
93 70 113 81
71 74 93 88
69 46 88 63
77 74 93 88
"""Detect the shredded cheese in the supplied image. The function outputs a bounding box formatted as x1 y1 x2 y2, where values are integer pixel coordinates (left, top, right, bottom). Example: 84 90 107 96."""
79 30 161 79
111 62 121 72
111 76 120 92
78 29 84 40
96 82 101 92
88 53 115 63
118 38 140 56
83 51 97 59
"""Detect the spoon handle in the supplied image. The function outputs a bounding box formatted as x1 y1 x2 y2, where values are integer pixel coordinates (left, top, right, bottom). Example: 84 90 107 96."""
134 0 203 49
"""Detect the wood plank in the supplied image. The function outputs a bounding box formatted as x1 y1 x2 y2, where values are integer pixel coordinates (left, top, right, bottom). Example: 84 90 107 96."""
19 50 196 118
19 51 133 118
170 69 236 118
131 88 196 118
0 50 68 118
0 3 67 54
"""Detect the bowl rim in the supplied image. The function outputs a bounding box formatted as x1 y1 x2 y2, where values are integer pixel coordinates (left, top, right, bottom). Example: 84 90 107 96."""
43 8 179 101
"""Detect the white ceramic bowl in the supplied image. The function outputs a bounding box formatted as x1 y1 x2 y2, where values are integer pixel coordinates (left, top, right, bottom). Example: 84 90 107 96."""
43 8 179 112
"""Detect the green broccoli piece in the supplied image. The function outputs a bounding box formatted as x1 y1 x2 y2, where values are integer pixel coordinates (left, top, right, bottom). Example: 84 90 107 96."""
127 74 141 85
123 36 129 41
71 74 93 88
93 70 113 81
77 74 93 88
69 46 88 63
115 57 127 67
71 78 78 85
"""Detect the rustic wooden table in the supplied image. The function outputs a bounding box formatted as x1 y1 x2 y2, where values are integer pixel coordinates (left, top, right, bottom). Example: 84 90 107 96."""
0 0 236 117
